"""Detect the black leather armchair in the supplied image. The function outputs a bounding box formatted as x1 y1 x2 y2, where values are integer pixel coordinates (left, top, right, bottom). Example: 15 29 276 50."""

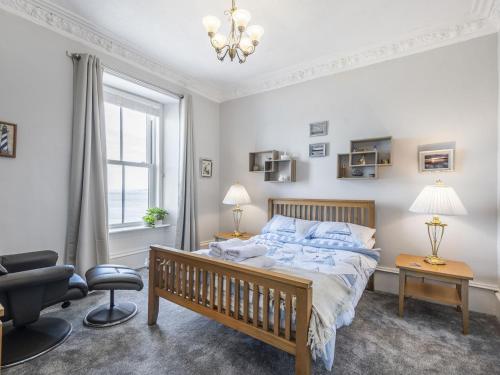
0 250 88 367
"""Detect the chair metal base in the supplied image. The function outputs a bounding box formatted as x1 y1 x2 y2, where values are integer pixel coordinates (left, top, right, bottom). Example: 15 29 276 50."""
84 301 138 328
1 317 72 368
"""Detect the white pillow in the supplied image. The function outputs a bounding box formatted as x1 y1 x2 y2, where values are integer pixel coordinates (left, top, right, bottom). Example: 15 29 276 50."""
348 223 376 245
365 238 376 250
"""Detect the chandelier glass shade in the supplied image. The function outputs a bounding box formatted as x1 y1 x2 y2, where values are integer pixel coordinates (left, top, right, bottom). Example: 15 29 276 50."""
202 0 264 63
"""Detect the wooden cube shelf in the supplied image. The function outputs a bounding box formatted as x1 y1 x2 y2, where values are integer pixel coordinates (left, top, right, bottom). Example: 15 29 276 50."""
264 159 297 183
337 153 378 179
249 150 279 172
350 136 392 166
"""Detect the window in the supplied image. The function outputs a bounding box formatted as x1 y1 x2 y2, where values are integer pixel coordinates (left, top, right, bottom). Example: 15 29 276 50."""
104 87 162 227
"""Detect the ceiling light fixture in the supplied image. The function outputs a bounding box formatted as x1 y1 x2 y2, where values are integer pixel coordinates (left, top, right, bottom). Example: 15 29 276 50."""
202 0 264 64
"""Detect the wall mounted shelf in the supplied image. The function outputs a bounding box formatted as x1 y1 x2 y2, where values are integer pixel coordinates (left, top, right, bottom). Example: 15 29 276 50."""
337 136 392 180
249 150 279 172
264 159 297 183
350 136 392 166
249 151 296 183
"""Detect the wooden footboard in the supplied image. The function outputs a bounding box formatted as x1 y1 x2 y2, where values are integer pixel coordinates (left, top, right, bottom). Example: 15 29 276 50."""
148 245 313 375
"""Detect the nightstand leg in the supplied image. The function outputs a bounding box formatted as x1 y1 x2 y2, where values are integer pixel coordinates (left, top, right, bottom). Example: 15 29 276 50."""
398 270 406 317
461 280 469 334
456 284 462 312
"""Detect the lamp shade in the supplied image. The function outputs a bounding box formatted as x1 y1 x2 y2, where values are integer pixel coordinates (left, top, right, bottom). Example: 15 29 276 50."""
409 180 467 216
223 183 251 205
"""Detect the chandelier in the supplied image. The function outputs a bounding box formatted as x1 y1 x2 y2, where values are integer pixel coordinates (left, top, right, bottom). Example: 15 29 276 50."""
202 0 264 64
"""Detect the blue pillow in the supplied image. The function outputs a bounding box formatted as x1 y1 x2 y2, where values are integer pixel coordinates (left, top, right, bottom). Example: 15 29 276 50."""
261 215 296 234
307 222 351 238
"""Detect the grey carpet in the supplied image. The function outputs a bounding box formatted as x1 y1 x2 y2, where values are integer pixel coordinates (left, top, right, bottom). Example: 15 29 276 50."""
5 269 500 375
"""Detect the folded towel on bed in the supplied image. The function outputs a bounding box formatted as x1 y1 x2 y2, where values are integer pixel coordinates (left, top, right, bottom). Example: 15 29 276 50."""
238 256 276 269
224 244 267 260
208 238 244 257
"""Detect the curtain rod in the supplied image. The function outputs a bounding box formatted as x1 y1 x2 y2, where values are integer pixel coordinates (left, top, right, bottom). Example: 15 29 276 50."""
66 51 184 100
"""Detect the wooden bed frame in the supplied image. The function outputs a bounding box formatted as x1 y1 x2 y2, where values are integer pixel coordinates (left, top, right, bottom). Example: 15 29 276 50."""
148 198 375 375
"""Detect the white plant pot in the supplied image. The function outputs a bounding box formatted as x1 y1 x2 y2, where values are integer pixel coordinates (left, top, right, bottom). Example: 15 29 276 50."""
155 219 163 227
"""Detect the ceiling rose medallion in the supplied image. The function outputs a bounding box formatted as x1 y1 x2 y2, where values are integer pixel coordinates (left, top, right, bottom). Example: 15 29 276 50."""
203 0 264 63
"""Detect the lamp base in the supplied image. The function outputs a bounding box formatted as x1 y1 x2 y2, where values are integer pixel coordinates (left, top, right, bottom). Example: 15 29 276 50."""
424 255 447 265
232 231 242 237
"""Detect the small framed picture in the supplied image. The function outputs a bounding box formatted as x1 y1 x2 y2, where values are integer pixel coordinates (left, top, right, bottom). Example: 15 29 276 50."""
309 143 328 158
0 121 17 158
419 149 454 172
309 121 328 137
200 158 213 177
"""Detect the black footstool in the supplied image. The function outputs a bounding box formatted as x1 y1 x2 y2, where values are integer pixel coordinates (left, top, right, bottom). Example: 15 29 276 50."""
84 265 143 328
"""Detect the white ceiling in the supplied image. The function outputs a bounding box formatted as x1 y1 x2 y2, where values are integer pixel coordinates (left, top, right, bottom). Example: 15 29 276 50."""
41 0 500 100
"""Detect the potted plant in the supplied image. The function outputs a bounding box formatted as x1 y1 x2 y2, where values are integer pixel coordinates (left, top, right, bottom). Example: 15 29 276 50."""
143 207 168 227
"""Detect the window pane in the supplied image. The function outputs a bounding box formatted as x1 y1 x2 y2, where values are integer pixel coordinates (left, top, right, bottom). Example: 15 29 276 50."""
124 166 149 223
108 164 123 225
122 107 147 163
105 103 121 160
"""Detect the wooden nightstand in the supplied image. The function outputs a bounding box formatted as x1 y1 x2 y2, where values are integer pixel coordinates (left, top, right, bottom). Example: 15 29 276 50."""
396 254 473 334
214 232 255 241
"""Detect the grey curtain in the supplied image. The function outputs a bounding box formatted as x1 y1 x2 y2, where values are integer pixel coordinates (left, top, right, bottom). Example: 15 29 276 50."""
175 95 199 251
65 54 109 275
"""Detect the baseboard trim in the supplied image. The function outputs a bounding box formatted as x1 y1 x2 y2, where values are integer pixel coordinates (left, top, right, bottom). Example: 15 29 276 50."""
110 247 149 259
375 266 499 292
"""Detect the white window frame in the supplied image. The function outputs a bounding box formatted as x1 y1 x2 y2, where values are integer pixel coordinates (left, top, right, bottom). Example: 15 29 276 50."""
104 86 164 229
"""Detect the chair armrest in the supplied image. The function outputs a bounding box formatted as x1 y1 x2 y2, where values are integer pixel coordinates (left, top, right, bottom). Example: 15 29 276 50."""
0 250 58 273
0 265 74 292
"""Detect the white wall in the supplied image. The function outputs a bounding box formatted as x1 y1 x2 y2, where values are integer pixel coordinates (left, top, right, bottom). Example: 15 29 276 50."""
220 35 499 314
0 10 220 267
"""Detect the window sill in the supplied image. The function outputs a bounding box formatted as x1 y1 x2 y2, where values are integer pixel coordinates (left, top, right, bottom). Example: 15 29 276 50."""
109 224 171 234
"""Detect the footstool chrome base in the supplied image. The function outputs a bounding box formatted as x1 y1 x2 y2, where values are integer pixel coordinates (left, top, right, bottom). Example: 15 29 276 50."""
83 290 138 328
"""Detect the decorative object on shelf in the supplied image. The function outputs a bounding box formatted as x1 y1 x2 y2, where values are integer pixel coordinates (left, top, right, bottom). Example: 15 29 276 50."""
252 164 260 171
419 149 454 172
202 0 264 64
309 121 328 137
351 168 364 177
359 156 366 165
309 143 328 157
409 179 467 265
200 158 213 177
280 152 291 160
223 183 251 236
143 207 168 227
0 121 17 158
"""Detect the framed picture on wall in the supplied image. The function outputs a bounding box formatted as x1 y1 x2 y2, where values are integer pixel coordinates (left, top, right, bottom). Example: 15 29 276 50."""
200 158 213 177
309 121 328 137
309 143 328 157
419 149 454 172
0 121 17 158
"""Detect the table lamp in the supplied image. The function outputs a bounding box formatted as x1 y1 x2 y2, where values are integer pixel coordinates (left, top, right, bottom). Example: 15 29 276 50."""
409 179 467 265
223 183 251 236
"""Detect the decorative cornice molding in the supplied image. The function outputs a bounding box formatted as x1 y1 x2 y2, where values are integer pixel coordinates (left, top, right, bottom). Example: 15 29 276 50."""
0 0 225 102
0 0 499 103
223 16 499 101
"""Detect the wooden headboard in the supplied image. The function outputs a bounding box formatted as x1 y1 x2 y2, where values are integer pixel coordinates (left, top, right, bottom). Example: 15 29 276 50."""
268 198 375 228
